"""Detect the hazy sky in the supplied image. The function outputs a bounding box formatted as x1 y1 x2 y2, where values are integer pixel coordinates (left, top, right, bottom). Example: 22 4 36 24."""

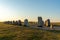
0 0 60 22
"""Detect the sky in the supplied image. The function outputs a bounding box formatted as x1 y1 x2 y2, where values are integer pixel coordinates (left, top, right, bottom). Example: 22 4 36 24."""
0 0 60 22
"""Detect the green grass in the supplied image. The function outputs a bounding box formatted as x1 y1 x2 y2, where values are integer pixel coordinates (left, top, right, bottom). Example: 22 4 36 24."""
0 22 60 40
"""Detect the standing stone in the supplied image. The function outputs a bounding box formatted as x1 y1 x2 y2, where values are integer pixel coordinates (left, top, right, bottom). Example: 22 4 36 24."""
17 20 22 26
24 19 29 27
45 19 50 27
38 17 44 27
12 21 16 25
15 21 18 25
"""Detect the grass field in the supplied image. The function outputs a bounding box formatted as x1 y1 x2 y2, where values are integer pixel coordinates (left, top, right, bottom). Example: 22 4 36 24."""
0 22 60 40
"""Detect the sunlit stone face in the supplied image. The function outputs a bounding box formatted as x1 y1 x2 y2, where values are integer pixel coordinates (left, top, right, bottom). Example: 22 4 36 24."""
45 19 50 27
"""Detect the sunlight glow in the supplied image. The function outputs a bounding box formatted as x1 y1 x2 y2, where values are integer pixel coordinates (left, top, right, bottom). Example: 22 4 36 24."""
0 5 12 21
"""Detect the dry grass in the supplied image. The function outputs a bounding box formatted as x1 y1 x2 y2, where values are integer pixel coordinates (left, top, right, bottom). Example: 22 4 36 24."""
0 22 60 40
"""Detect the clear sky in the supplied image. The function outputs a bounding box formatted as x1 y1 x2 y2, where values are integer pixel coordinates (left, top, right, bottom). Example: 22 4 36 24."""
0 0 60 22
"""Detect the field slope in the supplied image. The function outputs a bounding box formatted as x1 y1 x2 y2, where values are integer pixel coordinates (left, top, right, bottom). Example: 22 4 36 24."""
0 22 60 40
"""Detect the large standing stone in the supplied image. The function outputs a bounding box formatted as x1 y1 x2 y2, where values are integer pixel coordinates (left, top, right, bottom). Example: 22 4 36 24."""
24 19 29 27
45 19 50 27
38 17 44 27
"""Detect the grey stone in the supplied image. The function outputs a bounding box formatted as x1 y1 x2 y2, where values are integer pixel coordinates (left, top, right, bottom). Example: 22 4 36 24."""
17 20 22 26
24 19 29 27
38 17 44 27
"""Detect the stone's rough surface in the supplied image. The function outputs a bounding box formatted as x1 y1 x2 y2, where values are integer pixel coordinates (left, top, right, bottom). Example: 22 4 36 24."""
24 19 29 27
45 19 50 27
38 17 44 27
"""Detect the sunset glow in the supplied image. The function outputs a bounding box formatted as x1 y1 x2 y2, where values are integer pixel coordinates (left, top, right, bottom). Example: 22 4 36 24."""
0 0 60 22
